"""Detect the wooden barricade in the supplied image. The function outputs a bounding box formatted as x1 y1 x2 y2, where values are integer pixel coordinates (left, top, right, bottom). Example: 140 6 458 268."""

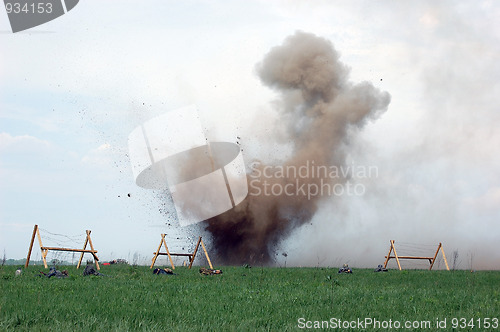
25 224 100 270
383 240 449 271
150 234 213 270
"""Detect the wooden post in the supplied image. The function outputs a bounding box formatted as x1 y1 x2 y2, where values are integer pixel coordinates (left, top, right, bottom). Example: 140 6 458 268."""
429 243 441 270
25 225 38 268
77 232 89 269
86 230 100 270
36 226 48 268
162 234 175 270
383 240 393 269
392 240 402 270
188 237 202 269
441 244 450 271
200 239 213 269
41 249 49 268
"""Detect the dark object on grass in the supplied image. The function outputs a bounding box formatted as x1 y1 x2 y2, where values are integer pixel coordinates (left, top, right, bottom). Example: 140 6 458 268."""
83 264 104 276
153 268 175 275
39 267 68 278
374 264 388 272
338 264 352 274
199 267 222 275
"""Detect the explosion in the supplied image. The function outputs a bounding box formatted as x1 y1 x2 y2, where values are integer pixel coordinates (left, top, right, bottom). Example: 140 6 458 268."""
205 31 391 264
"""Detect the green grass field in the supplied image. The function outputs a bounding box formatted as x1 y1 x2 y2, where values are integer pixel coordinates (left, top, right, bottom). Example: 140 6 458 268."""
1 264 499 331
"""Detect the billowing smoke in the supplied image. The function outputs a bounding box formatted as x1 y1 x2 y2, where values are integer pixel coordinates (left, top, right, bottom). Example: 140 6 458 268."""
205 31 391 264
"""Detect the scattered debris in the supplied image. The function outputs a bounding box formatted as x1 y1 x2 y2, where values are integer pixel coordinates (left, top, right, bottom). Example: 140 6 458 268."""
374 264 388 272
338 264 352 274
153 268 175 275
199 267 222 275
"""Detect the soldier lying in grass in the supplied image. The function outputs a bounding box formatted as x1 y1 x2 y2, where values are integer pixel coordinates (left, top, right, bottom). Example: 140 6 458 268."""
153 268 175 275
338 264 352 274
83 264 105 276
374 264 388 272
39 267 68 278
199 267 222 275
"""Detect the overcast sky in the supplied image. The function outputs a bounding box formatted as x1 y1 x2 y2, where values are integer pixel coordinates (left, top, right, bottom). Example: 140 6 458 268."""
1 1 499 269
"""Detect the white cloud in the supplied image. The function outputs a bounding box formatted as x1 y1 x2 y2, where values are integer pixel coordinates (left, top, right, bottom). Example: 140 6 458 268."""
0 132 51 151
81 143 114 166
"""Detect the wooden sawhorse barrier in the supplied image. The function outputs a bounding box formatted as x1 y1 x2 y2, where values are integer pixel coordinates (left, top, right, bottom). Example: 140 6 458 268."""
25 224 100 270
383 240 449 271
150 234 213 270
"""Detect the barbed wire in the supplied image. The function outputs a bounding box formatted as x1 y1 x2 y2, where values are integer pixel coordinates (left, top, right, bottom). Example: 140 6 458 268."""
38 228 85 247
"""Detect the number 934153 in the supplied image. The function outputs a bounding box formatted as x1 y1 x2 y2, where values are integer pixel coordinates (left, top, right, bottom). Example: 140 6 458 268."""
5 2 53 14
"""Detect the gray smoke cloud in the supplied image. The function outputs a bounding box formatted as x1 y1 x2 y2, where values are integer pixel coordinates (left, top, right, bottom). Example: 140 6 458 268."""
205 31 391 264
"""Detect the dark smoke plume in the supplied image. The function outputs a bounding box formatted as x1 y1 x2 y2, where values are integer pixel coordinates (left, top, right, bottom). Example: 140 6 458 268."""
205 31 390 264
